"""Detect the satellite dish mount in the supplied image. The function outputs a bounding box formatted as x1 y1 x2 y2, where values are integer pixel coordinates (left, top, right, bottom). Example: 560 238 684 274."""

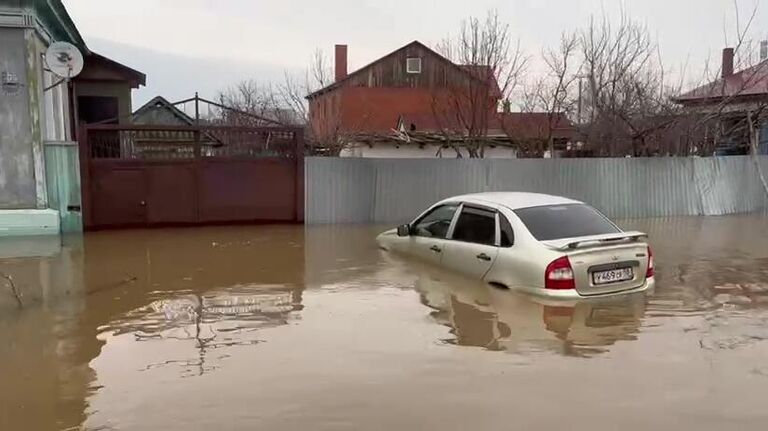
44 41 84 91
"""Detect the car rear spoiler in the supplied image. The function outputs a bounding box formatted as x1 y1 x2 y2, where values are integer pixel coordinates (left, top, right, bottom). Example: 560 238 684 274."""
543 231 649 251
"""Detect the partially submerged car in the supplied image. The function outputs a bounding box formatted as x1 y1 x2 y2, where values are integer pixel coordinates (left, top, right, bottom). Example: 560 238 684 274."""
377 192 655 299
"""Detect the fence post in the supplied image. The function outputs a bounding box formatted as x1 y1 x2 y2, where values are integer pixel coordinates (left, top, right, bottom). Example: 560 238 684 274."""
193 93 202 222
77 124 92 230
295 128 305 223
193 93 202 159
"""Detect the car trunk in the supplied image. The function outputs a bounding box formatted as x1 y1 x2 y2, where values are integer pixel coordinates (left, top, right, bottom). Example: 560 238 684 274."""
569 243 649 296
543 235 650 296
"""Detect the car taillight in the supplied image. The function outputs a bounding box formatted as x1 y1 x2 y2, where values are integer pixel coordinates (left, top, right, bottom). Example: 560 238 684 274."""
545 256 575 290
646 246 654 278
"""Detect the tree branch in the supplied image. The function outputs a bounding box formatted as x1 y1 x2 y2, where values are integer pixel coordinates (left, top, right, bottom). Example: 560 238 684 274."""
1 272 23 308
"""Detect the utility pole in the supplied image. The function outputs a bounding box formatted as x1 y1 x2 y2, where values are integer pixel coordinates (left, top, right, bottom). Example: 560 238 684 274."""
577 77 583 125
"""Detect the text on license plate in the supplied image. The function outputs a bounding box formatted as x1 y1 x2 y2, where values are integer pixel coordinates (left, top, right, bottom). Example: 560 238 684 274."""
592 267 633 285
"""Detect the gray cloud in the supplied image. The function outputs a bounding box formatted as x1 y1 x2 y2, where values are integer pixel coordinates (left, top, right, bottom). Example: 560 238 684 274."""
85 38 292 106
63 0 768 103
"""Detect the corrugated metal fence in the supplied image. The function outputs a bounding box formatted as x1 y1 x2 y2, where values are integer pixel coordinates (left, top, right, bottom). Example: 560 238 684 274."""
305 156 768 224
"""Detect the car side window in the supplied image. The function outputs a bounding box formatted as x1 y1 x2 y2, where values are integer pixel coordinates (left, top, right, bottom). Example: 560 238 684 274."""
451 206 497 246
412 204 458 239
499 214 514 247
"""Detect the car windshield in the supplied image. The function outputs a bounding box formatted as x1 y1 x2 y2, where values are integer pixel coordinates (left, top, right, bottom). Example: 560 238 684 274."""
514 204 620 241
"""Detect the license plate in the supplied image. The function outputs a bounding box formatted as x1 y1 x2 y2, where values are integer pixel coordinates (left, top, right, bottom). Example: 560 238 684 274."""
592 267 633 285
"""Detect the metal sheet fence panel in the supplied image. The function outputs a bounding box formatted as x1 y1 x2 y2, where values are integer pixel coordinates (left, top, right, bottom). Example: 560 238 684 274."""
305 158 375 224
695 156 768 216
305 156 768 224
373 159 491 222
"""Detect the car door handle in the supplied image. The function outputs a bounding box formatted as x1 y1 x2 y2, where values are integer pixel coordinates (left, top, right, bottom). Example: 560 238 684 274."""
476 253 492 261
430 245 442 253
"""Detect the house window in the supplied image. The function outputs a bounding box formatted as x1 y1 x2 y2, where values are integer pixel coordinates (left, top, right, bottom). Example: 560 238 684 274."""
78 96 119 124
406 57 422 74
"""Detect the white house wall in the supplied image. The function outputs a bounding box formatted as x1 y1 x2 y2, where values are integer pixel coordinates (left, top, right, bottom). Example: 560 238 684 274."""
340 143 518 159
0 27 37 209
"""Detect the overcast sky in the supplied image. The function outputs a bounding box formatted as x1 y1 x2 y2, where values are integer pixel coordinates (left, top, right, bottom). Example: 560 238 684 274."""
61 0 767 107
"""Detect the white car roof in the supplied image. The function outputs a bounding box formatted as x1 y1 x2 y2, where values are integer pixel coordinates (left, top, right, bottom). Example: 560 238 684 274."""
440 192 583 210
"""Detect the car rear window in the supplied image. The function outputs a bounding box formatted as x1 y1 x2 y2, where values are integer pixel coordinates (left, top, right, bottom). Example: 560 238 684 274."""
514 204 620 241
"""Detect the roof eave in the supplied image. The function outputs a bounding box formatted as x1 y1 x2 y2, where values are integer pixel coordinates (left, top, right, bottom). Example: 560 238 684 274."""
88 52 147 88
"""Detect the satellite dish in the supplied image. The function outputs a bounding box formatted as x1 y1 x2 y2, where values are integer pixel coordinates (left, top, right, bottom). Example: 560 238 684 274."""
45 42 84 79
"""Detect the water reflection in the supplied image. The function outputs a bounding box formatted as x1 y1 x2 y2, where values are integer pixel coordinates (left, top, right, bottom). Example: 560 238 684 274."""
101 285 303 377
621 216 768 315
412 267 646 356
1 226 306 430
0 234 84 310
0 216 767 431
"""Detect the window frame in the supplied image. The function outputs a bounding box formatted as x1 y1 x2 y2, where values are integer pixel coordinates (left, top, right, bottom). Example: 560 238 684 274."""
446 203 501 247
498 212 515 248
410 203 461 239
406 57 422 74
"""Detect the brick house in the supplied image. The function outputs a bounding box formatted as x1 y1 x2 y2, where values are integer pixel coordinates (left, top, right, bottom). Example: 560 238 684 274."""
306 41 574 158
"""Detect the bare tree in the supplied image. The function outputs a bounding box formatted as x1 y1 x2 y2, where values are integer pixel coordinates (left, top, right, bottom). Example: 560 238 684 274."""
1 271 23 308
518 11 684 158
435 10 528 158
216 80 290 126
216 49 357 154
690 1 766 155
574 11 685 156
521 31 580 157
656 0 768 161
278 49 354 155
277 48 333 125
215 49 332 127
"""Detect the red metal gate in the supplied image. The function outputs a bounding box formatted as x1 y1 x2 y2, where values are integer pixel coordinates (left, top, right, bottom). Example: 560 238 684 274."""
79 124 304 229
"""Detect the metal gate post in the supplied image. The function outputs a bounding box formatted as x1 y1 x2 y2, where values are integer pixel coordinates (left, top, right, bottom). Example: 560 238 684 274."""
294 128 305 223
78 124 93 229
193 93 202 223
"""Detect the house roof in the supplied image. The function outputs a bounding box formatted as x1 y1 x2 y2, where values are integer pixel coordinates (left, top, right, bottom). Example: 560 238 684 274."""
394 112 576 141
673 60 768 104
131 96 228 146
132 96 194 124
394 112 576 137
497 112 576 140
77 52 146 88
0 0 87 50
306 40 501 99
397 112 466 133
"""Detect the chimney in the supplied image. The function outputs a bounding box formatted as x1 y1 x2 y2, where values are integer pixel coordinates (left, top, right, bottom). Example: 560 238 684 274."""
761 40 768 62
335 44 348 82
722 48 734 78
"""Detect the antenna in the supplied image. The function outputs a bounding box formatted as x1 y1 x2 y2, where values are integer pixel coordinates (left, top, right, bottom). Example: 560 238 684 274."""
44 41 84 82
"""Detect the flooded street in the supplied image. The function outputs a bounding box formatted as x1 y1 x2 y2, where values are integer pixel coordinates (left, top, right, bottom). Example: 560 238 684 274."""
2 216 768 430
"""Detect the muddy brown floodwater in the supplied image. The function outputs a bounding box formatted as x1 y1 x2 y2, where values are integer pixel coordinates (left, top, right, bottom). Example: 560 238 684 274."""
1 216 768 430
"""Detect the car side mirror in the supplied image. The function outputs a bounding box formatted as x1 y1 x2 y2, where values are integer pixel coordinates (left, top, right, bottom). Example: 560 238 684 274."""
397 224 411 237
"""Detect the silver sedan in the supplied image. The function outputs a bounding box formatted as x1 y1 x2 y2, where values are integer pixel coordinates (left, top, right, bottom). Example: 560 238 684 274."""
377 192 655 300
